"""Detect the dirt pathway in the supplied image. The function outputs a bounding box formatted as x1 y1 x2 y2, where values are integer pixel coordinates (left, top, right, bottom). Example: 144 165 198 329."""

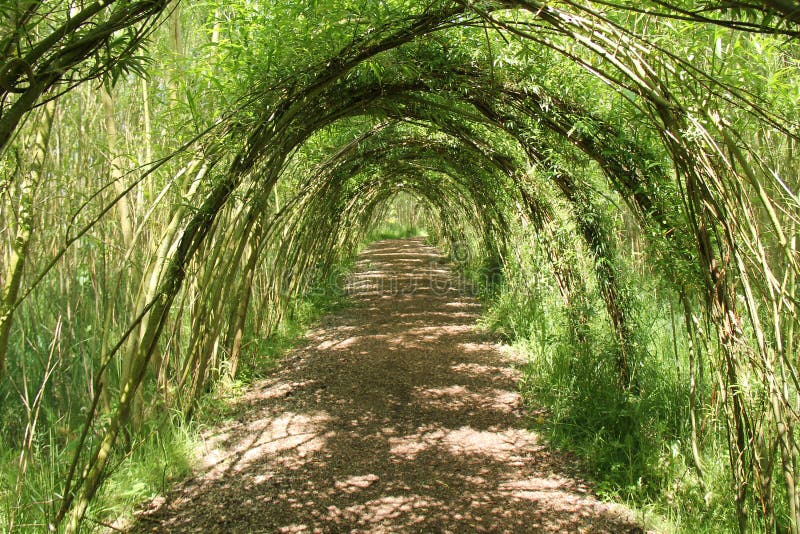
130 238 641 533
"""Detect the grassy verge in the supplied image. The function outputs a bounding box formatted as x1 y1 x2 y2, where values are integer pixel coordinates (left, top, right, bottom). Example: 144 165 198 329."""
0 262 353 533
468 253 739 533
0 407 198 532
363 222 427 242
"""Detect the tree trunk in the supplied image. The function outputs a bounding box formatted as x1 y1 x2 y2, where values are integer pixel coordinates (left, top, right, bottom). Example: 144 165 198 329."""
0 100 55 382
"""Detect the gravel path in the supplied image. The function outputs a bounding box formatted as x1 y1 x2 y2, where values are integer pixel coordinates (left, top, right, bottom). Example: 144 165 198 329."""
129 238 642 533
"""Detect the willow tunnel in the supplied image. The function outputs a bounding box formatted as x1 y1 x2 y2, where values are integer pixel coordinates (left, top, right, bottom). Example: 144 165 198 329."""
1 2 799 532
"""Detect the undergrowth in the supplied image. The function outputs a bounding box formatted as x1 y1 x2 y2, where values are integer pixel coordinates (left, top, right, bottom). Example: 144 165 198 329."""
364 221 427 242
471 245 740 533
0 409 197 532
0 258 354 533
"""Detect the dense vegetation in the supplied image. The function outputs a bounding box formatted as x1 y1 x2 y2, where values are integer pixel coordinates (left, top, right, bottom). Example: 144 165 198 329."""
1 1 799 531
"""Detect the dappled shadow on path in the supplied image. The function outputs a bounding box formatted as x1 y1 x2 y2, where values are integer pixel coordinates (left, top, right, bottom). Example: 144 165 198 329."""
128 238 641 533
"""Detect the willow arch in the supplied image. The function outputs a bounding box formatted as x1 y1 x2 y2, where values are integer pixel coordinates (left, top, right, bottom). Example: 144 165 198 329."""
2 2 799 532
67 6 800 530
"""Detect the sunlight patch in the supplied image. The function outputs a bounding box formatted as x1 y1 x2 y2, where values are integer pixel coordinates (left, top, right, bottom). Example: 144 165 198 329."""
412 384 521 414
335 494 440 525
334 473 380 493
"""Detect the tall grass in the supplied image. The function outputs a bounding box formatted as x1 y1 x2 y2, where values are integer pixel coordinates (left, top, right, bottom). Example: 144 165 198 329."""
0 254 354 532
0 409 197 532
364 221 427 242
475 239 740 532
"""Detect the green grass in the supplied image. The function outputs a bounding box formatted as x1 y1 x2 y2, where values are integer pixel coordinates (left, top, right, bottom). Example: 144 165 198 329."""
84 417 197 531
364 222 427 242
515 330 738 532
0 415 196 533
472 250 741 532
0 258 355 533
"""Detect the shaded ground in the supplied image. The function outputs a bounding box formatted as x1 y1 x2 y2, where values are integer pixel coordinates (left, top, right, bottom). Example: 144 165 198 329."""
129 238 642 533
